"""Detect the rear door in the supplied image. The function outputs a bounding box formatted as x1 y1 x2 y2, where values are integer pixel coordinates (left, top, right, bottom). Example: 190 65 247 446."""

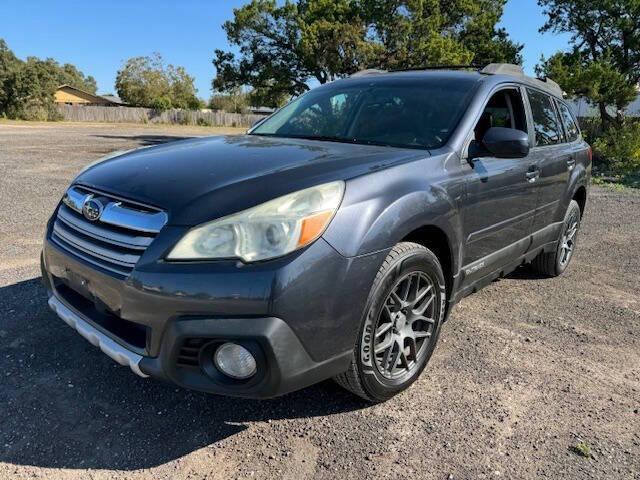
524 88 572 233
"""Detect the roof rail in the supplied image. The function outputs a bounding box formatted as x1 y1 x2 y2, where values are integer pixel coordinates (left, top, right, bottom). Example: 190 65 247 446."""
349 63 565 97
540 77 562 93
481 63 564 97
350 69 387 77
480 63 525 76
352 65 480 76
390 65 481 72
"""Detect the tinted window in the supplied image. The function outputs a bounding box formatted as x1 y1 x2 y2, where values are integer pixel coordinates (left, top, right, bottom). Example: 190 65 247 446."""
251 78 478 149
474 89 528 141
527 89 563 146
556 101 580 142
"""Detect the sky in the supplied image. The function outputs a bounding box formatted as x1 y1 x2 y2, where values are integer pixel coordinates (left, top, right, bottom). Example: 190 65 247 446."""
1 0 572 98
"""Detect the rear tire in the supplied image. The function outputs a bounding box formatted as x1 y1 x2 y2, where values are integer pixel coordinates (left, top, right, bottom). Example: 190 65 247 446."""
531 199 581 277
334 242 446 402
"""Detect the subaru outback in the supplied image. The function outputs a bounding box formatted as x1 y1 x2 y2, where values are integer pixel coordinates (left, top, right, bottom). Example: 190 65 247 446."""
42 64 591 402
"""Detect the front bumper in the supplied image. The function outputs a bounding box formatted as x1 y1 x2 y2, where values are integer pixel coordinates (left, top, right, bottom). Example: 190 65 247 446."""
42 231 388 398
48 294 148 377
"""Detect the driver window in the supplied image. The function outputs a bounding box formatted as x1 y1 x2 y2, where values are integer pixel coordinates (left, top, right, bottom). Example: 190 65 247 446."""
473 89 528 142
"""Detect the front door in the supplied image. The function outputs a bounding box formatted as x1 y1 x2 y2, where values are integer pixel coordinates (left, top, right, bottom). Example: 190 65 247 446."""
460 86 539 285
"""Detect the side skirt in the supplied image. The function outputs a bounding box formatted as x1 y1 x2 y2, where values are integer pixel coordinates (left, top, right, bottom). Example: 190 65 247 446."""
449 221 562 305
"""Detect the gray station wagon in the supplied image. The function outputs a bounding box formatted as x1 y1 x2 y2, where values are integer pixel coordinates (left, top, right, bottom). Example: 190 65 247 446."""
42 63 591 402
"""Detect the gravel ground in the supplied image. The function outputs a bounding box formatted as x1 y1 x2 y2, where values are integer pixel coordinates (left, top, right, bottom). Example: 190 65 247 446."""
0 122 638 479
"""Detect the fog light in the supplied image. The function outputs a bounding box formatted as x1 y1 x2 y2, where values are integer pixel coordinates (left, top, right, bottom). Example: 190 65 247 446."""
214 343 257 379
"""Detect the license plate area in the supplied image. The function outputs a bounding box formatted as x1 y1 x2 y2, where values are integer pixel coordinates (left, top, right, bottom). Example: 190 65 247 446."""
51 274 149 353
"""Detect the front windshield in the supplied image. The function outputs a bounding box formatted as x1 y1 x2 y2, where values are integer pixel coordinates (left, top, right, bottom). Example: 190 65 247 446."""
250 77 478 150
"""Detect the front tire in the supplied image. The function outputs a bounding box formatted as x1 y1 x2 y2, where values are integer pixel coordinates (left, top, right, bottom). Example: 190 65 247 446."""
334 242 446 402
531 199 581 277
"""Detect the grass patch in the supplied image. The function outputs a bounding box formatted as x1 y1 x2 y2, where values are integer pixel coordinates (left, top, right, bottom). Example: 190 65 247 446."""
571 441 592 458
592 173 640 191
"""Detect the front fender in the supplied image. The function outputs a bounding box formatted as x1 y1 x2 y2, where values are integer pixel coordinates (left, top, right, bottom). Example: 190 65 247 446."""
322 158 462 274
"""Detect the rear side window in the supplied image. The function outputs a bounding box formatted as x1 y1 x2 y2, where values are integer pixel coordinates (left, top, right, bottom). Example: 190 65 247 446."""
556 101 580 142
527 89 563 146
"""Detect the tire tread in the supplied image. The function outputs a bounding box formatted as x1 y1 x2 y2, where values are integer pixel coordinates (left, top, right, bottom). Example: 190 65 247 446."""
334 242 438 402
530 200 581 277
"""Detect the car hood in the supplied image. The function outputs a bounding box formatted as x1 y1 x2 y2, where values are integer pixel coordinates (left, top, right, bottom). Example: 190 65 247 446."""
76 134 429 225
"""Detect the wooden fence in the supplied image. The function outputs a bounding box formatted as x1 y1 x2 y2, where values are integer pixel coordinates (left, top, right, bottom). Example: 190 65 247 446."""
56 105 266 128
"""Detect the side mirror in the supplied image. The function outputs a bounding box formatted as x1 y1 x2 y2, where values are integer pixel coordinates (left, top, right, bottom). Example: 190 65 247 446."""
482 127 530 158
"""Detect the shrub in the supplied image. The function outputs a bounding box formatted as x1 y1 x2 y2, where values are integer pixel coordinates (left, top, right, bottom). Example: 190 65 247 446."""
46 103 63 121
593 121 640 174
150 96 172 111
196 117 212 127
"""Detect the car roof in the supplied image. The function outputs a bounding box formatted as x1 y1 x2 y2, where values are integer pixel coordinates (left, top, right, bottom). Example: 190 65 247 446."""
335 65 565 100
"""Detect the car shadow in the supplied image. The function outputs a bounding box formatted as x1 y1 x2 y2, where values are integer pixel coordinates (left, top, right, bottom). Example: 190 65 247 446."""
90 134 195 146
0 278 367 471
505 264 551 281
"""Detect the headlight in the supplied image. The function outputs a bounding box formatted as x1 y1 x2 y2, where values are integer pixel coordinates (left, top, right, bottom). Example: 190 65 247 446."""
167 181 345 262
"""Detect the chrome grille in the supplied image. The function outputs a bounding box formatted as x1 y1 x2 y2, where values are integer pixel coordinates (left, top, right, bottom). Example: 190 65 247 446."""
51 186 167 277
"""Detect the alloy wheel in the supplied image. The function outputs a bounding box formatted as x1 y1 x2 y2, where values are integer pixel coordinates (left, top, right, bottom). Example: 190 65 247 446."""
559 211 579 267
373 271 437 379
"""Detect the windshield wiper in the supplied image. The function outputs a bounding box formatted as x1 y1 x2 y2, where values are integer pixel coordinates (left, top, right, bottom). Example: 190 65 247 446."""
252 133 430 150
252 133 357 144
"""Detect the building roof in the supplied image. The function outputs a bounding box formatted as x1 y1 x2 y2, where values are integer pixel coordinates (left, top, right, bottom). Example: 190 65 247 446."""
249 106 276 115
567 95 640 118
55 85 126 105
98 94 126 105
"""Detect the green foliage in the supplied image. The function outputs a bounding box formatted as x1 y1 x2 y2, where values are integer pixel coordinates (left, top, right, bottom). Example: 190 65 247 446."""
116 53 201 109
593 120 640 175
58 63 98 94
0 38 97 120
592 173 640 190
538 53 636 112
4 57 64 120
572 441 592 458
537 0 640 128
209 90 251 113
364 0 522 69
150 95 173 111
213 0 522 106
0 39 21 112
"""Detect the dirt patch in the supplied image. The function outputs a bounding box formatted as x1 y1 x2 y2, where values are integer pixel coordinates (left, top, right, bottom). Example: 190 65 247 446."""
0 123 638 479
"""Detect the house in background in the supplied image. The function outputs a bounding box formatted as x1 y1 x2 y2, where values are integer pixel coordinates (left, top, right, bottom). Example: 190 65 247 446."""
249 106 276 115
54 85 126 106
567 87 640 118
98 94 127 106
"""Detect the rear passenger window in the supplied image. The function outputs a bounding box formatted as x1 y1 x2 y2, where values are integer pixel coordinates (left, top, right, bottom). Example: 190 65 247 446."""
556 101 580 142
527 89 563 146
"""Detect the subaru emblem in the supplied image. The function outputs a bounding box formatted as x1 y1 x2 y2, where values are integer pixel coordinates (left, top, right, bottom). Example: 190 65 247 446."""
82 198 103 222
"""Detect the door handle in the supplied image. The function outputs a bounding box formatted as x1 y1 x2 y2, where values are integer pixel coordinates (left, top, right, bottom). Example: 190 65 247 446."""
566 157 576 171
525 170 539 183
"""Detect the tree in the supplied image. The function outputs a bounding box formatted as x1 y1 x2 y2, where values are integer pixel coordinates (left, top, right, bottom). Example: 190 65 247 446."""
209 89 251 113
116 54 201 109
58 63 98 94
0 39 20 112
213 0 522 106
3 57 63 120
362 0 522 69
536 0 640 128
0 39 99 120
